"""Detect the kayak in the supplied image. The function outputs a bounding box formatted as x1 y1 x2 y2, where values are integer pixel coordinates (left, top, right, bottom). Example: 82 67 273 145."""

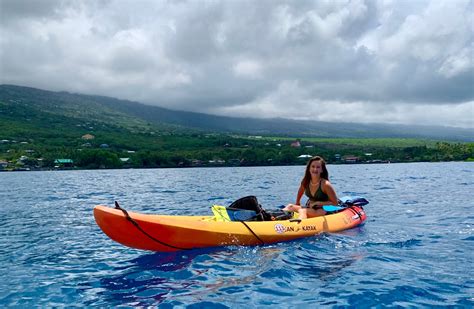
93 204 367 252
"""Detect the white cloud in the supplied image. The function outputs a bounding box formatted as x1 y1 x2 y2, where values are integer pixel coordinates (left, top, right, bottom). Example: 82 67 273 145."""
438 46 474 78
233 60 263 79
0 0 473 128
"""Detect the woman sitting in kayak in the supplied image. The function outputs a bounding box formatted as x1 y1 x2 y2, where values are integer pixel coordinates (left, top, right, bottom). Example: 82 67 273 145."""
283 156 338 219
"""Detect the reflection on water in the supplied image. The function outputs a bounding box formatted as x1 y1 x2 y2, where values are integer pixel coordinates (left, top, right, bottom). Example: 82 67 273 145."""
291 254 362 282
89 239 367 306
91 246 285 306
83 248 215 305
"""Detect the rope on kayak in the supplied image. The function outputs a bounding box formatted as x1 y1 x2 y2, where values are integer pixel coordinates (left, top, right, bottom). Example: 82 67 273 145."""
114 201 190 251
347 206 363 221
238 221 265 246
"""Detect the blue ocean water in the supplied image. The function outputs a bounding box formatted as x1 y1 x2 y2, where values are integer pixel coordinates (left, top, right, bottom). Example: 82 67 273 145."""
0 162 473 307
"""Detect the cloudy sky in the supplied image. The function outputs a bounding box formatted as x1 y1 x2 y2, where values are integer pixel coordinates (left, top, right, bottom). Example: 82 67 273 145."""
1 0 473 128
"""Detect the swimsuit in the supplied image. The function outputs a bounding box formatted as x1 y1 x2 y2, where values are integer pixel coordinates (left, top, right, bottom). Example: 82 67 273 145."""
304 180 329 209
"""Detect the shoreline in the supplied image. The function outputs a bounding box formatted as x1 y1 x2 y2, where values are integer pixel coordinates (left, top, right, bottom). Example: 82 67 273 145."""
1 160 471 172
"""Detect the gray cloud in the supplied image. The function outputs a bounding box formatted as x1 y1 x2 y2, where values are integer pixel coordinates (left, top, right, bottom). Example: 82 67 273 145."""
0 0 473 128
0 0 64 23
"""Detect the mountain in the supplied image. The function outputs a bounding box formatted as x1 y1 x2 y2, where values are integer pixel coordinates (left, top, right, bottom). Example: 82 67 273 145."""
1 84 472 141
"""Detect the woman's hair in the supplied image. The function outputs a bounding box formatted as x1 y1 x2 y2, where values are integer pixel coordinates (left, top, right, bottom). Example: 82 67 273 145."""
301 156 329 187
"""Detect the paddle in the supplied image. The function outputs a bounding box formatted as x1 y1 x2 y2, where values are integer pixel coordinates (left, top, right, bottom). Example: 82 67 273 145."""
323 196 370 212
339 196 369 206
279 204 346 212
279 196 369 213
322 205 346 212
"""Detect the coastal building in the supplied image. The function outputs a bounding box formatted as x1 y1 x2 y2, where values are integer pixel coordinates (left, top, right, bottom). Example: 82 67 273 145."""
54 159 74 168
0 160 8 170
120 158 132 168
191 159 203 167
81 134 95 140
343 156 359 163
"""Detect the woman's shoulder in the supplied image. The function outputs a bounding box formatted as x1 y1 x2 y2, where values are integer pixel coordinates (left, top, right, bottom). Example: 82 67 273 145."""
321 179 333 187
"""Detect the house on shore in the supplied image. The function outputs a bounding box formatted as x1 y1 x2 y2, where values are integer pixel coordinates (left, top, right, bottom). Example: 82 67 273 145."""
81 134 95 140
54 159 74 168
0 160 9 170
290 140 301 147
297 154 313 160
343 156 359 163
120 157 132 168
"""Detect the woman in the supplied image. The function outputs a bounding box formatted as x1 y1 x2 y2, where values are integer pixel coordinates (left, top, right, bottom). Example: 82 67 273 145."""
283 156 338 219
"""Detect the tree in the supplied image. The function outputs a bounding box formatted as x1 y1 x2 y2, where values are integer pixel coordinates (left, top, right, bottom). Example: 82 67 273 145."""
76 149 121 169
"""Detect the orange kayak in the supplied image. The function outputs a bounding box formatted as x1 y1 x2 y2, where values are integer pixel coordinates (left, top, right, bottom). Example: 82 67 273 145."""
93 205 367 252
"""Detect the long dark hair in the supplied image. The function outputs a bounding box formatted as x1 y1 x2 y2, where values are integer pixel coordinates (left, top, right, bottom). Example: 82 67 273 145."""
301 156 329 187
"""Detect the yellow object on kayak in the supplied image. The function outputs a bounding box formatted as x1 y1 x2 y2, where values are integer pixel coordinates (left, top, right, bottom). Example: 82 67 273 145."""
211 205 231 222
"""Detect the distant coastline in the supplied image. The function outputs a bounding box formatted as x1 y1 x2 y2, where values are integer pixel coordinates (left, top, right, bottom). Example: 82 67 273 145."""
1 159 472 172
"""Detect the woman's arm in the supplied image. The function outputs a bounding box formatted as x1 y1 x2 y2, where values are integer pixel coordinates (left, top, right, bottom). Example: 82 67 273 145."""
295 184 305 205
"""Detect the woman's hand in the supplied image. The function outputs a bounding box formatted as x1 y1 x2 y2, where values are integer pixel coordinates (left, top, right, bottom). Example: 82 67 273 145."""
283 204 302 212
307 200 321 208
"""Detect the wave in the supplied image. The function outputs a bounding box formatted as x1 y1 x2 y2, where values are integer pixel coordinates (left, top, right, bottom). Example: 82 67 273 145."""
364 239 422 248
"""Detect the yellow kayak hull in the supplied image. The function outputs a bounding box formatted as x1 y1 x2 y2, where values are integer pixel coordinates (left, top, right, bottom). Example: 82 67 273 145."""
94 205 367 252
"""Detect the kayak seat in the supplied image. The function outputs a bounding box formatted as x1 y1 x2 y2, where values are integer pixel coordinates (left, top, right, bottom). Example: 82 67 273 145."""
227 196 270 221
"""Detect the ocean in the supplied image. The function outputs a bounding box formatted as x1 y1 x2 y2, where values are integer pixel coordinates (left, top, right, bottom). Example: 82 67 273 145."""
0 162 473 307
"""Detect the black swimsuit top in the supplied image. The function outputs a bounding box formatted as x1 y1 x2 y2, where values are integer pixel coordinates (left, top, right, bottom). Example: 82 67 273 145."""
304 180 329 202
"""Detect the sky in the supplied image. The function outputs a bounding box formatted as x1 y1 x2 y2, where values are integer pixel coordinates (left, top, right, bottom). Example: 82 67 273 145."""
1 0 473 128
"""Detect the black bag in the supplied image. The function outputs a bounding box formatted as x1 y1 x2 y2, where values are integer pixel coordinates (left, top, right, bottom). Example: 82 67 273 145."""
227 196 272 221
338 196 369 207
264 209 293 221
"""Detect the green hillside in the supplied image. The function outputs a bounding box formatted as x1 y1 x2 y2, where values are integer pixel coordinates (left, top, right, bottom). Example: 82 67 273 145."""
0 84 472 171
3 84 474 140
